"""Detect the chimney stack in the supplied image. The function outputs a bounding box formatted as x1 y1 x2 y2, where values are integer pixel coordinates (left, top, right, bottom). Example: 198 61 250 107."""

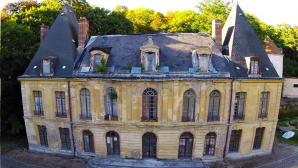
78 17 89 48
212 20 222 49
40 24 49 42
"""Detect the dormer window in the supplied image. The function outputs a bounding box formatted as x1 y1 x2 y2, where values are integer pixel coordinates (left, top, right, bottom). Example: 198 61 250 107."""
250 57 259 74
192 47 211 72
90 49 109 72
140 36 159 73
41 57 54 76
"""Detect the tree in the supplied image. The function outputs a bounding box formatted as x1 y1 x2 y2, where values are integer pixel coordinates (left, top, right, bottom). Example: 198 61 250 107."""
197 0 230 34
165 10 200 33
125 8 156 33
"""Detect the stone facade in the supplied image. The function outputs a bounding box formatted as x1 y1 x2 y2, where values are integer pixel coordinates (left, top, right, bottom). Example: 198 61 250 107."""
20 79 282 160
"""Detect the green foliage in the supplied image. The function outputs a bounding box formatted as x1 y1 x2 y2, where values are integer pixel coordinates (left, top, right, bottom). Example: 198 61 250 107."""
125 8 156 33
165 11 200 33
96 59 108 73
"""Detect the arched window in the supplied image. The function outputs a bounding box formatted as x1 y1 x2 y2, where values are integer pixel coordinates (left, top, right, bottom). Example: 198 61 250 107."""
204 132 216 156
142 88 158 121
104 87 118 120
80 88 91 119
106 131 120 155
182 89 196 122
178 132 193 158
208 90 220 121
83 130 94 153
142 132 157 158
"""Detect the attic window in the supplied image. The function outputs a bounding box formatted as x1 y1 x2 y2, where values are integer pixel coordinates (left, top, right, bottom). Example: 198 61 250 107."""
89 50 109 72
41 57 55 76
249 57 259 75
144 51 157 72
140 36 159 73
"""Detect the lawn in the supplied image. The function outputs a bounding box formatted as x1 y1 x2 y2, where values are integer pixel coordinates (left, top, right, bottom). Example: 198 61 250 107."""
277 116 298 146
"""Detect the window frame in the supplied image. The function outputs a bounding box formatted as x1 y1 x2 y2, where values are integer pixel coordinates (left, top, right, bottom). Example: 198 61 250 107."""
178 132 194 159
207 90 220 122
249 57 259 75
233 92 246 120
83 130 95 153
259 92 270 118
142 88 158 121
41 56 55 76
104 87 118 120
33 91 43 115
253 127 265 150
55 91 67 117
37 125 48 147
59 127 71 150
204 132 216 156
80 88 92 120
228 130 242 153
182 89 196 122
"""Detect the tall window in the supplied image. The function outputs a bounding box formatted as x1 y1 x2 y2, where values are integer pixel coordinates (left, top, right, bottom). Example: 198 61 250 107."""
178 132 193 158
56 91 66 117
83 130 94 153
142 88 158 121
33 91 43 115
80 88 91 119
208 90 220 121
59 128 71 150
104 87 118 120
204 132 216 156
144 52 156 72
259 92 269 118
37 125 48 147
90 53 102 71
253 127 265 150
41 57 54 75
250 57 259 75
234 92 246 120
229 130 242 153
182 89 196 122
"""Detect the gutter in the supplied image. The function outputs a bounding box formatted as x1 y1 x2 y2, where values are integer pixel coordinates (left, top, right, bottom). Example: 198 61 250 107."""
223 78 234 158
67 81 76 157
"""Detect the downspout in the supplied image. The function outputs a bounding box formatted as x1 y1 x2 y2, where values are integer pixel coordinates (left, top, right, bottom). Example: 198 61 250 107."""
67 80 76 157
223 78 234 159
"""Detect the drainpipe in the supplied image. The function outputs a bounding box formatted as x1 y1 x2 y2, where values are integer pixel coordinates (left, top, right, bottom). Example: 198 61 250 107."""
67 80 76 157
223 79 234 159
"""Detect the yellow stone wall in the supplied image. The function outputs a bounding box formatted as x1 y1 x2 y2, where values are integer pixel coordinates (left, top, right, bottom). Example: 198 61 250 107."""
20 79 282 160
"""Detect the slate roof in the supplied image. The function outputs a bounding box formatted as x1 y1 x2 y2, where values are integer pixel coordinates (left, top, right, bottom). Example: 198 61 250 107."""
221 3 279 78
21 4 78 78
20 4 281 80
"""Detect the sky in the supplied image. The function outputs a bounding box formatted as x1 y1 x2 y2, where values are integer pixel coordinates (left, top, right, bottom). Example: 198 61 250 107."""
1 0 298 26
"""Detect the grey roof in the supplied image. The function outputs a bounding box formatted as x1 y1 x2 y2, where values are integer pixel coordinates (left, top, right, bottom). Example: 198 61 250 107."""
75 33 231 74
222 3 279 78
20 4 281 80
22 4 78 78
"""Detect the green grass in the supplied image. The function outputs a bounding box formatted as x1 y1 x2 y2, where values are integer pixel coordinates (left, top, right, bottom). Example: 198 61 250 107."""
277 130 298 146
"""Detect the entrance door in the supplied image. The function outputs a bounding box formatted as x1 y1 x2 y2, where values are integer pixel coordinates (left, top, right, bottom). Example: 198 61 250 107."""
106 131 120 155
178 132 193 159
142 132 157 158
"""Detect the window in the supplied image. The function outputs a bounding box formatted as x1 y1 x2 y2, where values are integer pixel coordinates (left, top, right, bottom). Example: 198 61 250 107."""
204 132 216 156
293 84 298 88
91 53 101 71
37 125 48 147
56 91 66 117
259 92 269 118
253 127 265 150
182 89 196 122
59 128 71 150
80 88 91 119
104 87 118 120
144 52 156 72
41 57 54 75
33 91 43 115
83 130 94 153
234 92 246 120
178 132 193 158
249 57 259 75
229 130 242 153
208 90 220 121
142 88 158 121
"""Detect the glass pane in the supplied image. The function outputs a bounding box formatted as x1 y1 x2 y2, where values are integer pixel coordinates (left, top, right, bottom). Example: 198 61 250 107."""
43 59 51 74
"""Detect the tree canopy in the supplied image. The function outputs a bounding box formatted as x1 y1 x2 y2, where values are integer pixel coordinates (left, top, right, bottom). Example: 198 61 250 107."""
1 0 297 135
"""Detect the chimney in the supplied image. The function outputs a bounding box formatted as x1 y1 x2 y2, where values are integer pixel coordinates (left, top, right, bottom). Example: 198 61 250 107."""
78 17 89 47
40 24 49 42
212 20 222 49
